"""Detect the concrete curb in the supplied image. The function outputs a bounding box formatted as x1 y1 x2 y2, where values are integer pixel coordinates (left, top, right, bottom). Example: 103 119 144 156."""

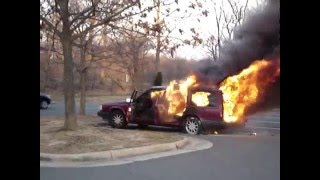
40 137 189 162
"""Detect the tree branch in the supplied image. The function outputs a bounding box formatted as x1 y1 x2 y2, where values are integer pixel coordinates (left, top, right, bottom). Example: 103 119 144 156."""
40 15 62 37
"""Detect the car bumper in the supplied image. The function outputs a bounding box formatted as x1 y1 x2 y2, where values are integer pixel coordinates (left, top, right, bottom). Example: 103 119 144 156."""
97 111 110 119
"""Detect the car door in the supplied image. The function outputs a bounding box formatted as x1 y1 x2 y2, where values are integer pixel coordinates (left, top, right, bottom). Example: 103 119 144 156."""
153 90 177 125
131 90 156 125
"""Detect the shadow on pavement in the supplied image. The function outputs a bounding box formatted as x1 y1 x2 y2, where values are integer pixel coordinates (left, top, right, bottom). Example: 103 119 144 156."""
94 120 258 136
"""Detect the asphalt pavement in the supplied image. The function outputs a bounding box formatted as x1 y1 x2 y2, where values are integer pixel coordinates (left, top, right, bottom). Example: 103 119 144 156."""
40 101 280 180
40 101 101 117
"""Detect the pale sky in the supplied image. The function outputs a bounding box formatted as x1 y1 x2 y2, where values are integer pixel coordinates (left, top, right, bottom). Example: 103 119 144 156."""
140 0 263 60
41 0 264 60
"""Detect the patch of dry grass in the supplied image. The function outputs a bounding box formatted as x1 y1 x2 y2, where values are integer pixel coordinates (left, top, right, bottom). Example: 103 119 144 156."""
40 116 183 154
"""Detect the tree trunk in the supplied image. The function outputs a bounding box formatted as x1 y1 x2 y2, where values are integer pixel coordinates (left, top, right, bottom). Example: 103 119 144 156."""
79 72 86 115
155 32 161 72
154 0 161 73
79 45 86 115
133 54 143 93
79 70 86 115
43 69 49 91
58 0 77 130
61 37 77 130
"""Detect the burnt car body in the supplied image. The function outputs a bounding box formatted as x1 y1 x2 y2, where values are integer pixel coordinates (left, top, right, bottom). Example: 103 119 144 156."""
98 86 246 134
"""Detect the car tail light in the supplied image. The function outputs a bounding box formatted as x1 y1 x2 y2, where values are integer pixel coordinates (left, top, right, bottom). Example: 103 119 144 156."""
128 107 132 112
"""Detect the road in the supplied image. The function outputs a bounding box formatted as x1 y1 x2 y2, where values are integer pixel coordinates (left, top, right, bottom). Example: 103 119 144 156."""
40 101 280 180
40 101 101 117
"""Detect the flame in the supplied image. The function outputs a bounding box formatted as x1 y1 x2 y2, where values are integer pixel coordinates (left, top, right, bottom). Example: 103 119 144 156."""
148 75 198 117
219 58 280 123
191 92 210 107
165 75 197 116
151 90 164 99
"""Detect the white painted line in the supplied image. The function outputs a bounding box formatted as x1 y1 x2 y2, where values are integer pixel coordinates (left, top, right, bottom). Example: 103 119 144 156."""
249 121 280 124
250 113 280 116
249 116 280 119
246 126 280 130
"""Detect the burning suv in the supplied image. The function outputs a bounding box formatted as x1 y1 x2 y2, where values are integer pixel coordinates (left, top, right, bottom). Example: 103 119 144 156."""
98 86 246 135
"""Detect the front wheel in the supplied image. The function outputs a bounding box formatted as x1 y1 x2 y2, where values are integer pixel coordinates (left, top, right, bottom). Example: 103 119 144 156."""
109 111 127 128
184 117 202 135
40 100 49 109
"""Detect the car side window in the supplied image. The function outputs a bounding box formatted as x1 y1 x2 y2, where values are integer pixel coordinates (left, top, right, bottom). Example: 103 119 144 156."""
191 91 218 107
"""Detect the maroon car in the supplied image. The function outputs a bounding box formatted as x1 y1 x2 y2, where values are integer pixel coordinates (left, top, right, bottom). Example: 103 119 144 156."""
97 86 246 135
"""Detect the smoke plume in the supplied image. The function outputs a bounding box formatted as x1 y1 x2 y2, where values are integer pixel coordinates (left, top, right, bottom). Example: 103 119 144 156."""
200 0 280 114
200 0 280 82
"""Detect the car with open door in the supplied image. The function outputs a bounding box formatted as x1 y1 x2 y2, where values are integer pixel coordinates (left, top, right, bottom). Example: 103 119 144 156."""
97 86 246 135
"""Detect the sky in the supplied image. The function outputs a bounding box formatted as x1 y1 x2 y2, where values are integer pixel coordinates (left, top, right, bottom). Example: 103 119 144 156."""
144 0 264 60
41 0 264 61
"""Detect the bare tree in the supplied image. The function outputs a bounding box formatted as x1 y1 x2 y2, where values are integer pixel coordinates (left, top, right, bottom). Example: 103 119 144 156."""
150 0 206 73
224 0 249 39
40 30 63 90
40 0 154 130
113 30 152 92
204 0 249 61
204 34 219 61
203 2 223 61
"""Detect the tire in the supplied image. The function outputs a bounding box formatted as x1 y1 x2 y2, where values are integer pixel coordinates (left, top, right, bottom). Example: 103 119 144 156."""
184 116 202 135
40 100 49 109
109 110 127 128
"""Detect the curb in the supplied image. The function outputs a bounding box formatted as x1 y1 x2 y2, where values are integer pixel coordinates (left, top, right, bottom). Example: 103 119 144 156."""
40 137 189 162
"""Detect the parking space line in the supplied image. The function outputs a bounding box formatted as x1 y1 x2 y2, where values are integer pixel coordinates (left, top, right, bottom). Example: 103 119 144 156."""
246 126 280 130
248 121 280 124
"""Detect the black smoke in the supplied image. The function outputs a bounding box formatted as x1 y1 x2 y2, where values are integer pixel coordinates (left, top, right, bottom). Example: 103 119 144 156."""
200 0 280 83
199 0 280 115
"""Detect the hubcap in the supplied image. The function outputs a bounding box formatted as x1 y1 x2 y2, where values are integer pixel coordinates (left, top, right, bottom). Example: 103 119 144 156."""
41 101 48 109
186 119 199 134
113 114 123 125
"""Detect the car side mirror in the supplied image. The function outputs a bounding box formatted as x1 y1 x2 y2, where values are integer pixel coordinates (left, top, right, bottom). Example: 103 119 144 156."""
126 98 131 103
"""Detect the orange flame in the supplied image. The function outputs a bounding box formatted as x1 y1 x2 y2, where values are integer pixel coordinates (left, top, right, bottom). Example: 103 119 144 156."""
219 58 280 123
151 90 165 99
165 75 197 116
151 74 212 117
191 92 210 107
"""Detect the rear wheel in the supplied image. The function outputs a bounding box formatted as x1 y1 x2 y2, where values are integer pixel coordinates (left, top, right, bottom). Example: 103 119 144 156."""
109 110 127 128
184 116 202 135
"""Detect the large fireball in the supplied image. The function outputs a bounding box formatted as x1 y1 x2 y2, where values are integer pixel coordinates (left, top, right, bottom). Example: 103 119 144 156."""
218 58 280 123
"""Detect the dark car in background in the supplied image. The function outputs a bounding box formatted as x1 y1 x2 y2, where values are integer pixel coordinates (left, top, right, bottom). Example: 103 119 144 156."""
40 93 52 109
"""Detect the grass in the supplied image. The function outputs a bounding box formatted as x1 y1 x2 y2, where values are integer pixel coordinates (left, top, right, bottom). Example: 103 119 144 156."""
40 115 183 154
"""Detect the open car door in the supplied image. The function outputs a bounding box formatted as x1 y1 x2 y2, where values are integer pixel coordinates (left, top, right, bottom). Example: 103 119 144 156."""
131 90 156 125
